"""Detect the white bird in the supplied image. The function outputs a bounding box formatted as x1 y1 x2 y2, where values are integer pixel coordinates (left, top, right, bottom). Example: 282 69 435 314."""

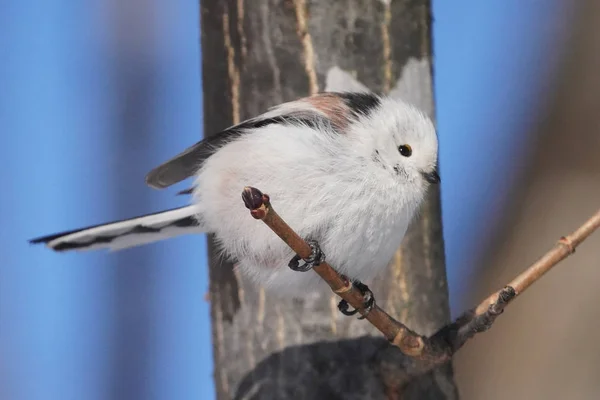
31 92 439 301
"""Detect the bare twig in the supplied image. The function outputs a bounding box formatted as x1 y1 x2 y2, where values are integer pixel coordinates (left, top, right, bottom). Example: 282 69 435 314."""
435 207 600 353
241 186 600 367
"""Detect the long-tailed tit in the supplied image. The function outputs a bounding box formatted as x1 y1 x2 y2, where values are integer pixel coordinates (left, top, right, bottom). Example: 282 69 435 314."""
31 92 440 301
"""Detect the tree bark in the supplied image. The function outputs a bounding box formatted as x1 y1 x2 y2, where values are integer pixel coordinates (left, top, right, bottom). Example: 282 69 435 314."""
200 1 456 398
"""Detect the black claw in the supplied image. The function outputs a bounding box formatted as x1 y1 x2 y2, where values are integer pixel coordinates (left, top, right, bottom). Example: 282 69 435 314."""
338 300 359 316
337 280 376 319
288 239 325 272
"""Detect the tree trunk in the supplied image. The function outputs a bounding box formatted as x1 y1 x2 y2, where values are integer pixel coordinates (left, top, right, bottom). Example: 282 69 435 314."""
200 1 457 398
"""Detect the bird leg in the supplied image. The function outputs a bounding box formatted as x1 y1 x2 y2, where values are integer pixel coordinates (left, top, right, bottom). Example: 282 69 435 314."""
287 241 374 319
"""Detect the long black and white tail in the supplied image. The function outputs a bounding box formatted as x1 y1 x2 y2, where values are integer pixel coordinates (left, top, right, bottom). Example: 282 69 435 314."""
30 205 205 252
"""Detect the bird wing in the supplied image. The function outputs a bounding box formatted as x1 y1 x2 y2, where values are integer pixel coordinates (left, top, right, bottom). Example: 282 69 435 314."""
145 92 376 189
144 102 310 190
145 126 247 189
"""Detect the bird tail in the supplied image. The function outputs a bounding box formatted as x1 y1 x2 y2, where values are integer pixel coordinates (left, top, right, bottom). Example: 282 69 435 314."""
30 205 205 252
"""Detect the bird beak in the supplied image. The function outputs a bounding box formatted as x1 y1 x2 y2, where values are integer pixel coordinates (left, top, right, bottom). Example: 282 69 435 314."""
422 170 440 184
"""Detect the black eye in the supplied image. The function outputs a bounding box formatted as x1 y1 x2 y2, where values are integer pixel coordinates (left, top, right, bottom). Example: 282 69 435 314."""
398 144 412 157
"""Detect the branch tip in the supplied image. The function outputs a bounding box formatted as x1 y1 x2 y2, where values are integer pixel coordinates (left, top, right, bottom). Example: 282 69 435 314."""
242 186 264 210
242 186 270 219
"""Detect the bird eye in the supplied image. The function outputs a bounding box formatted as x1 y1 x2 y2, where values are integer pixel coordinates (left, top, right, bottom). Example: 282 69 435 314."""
398 144 412 157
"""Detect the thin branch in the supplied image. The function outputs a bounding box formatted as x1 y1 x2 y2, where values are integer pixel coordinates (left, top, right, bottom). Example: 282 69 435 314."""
241 186 426 356
241 186 600 368
434 207 600 354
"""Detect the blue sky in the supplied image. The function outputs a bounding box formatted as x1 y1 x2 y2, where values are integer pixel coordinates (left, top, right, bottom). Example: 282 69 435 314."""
0 1 562 399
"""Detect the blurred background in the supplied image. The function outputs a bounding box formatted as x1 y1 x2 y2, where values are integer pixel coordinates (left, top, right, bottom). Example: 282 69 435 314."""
1 1 598 399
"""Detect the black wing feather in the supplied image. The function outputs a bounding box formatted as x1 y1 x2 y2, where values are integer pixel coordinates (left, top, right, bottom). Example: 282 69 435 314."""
145 129 245 189
145 114 326 189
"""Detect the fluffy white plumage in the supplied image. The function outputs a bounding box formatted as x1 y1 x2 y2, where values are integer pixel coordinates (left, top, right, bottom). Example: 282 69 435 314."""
31 92 439 296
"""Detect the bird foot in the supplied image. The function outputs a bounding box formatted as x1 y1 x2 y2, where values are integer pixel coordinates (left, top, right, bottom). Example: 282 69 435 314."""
337 280 375 319
288 239 325 272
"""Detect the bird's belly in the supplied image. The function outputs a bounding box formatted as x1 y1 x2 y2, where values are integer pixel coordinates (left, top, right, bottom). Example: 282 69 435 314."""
194 135 414 293
320 204 409 283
